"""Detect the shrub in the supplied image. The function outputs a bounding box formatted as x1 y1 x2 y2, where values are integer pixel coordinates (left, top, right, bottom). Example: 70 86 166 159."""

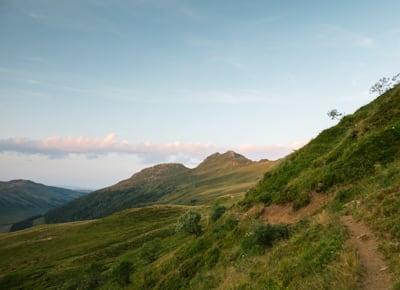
211 205 226 222
111 260 133 286
175 210 202 236
241 224 289 255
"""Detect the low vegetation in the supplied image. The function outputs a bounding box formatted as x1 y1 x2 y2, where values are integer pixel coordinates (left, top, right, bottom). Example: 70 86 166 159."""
0 204 361 289
240 223 289 255
210 204 226 222
111 260 134 286
175 210 202 236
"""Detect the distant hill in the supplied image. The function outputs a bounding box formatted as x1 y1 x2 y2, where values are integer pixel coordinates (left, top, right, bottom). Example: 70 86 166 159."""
45 151 276 223
0 180 85 226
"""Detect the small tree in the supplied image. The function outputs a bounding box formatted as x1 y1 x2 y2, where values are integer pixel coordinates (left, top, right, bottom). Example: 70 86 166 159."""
327 109 343 120
370 73 400 95
111 260 134 286
175 210 202 236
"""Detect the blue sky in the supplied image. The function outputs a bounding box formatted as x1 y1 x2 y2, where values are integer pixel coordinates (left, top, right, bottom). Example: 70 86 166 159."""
1 0 399 188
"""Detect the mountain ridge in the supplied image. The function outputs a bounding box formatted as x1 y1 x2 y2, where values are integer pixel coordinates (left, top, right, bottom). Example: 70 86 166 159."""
45 151 276 223
0 179 85 227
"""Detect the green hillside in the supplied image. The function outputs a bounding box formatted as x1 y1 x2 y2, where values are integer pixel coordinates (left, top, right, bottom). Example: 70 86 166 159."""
45 152 275 223
0 205 191 289
0 203 362 290
245 84 400 210
242 84 400 287
1 87 400 289
0 180 85 227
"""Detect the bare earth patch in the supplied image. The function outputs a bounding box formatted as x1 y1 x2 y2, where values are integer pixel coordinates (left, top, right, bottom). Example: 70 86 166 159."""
341 215 392 290
261 193 329 224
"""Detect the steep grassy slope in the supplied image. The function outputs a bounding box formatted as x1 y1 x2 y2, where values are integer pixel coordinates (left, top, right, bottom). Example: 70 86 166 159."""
245 85 400 209
242 85 400 287
46 152 275 223
0 180 84 226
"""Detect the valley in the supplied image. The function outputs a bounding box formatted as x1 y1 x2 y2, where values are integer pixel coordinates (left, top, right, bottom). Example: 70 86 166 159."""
0 180 86 232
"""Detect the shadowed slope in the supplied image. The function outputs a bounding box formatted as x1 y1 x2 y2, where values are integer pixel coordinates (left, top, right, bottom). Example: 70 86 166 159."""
0 180 84 225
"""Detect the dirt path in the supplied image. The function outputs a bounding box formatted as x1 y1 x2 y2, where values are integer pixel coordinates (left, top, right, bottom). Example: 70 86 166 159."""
261 193 329 224
341 215 392 290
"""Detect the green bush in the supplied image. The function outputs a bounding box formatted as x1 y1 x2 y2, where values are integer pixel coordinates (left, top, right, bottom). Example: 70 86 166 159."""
111 260 134 286
175 210 202 236
241 224 289 255
211 205 226 222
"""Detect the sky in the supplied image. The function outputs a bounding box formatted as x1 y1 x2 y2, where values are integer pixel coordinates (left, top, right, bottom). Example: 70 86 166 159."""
1 0 400 189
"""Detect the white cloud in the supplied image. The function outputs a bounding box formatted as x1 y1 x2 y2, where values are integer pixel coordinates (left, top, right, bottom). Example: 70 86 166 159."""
0 134 306 163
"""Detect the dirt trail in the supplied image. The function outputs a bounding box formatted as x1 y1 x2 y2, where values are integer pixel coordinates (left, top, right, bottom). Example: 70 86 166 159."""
341 215 392 290
261 193 328 224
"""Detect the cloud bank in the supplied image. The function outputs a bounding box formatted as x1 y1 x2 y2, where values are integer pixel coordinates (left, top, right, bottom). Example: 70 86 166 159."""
0 133 306 164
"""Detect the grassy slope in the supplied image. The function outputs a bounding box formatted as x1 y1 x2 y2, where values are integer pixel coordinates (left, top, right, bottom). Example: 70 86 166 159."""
160 160 275 206
0 205 191 289
245 85 400 209
244 85 400 287
46 152 275 223
0 204 359 290
0 180 84 225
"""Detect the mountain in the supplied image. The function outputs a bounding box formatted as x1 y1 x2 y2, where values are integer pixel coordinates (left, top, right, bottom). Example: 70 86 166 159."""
45 151 276 223
1 87 400 289
195 150 252 173
0 180 85 227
